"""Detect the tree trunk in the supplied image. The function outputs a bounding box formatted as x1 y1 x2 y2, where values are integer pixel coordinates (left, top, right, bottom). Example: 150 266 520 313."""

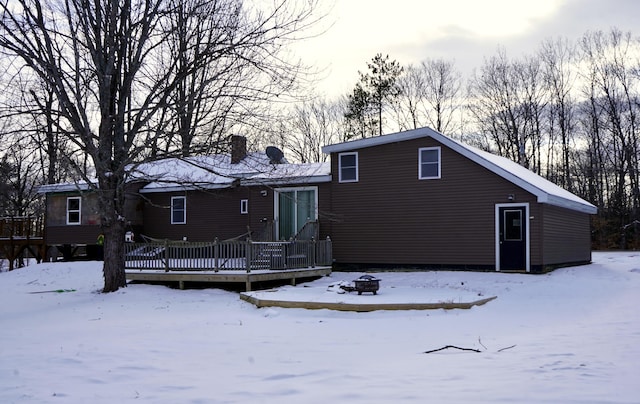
102 221 127 292
98 174 128 293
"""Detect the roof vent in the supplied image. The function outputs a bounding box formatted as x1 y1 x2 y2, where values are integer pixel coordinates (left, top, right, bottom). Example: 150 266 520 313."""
265 146 285 164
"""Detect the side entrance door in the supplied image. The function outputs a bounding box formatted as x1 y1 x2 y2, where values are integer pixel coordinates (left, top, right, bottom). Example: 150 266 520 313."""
497 204 528 271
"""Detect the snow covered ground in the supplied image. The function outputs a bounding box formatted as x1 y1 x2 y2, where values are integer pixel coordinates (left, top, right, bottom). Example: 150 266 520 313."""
1 251 639 403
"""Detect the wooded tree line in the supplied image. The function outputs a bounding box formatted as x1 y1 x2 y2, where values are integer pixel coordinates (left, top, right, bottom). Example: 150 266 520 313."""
0 0 637 291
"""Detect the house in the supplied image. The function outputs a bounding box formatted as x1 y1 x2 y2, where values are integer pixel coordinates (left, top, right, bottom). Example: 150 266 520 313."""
38 136 332 259
322 127 596 273
39 128 597 272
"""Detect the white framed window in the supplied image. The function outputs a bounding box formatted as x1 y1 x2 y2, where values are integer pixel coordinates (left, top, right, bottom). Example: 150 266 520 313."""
171 196 186 224
339 152 358 183
240 199 248 214
66 196 81 225
418 147 441 179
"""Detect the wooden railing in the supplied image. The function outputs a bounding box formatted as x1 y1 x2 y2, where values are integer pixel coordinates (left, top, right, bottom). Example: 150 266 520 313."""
124 237 332 272
293 220 319 240
0 216 44 239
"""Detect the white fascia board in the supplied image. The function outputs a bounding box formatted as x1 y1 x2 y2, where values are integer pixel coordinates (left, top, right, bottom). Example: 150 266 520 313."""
543 194 598 214
322 127 440 154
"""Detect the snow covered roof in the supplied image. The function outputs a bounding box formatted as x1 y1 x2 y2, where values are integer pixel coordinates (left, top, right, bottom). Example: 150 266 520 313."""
323 127 597 214
38 152 331 195
136 153 330 193
37 181 94 194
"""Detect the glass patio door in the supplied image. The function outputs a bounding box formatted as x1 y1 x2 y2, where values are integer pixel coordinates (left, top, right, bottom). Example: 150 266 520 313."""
277 188 316 240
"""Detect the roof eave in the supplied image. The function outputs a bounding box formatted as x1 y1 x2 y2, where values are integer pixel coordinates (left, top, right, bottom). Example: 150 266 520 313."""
139 183 231 193
243 175 332 187
540 194 598 214
322 127 439 154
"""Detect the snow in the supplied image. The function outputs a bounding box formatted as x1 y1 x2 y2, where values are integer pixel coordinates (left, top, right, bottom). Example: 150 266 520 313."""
1 251 639 403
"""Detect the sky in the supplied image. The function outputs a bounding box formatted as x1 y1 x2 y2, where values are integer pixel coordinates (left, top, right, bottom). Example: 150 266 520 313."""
294 0 640 97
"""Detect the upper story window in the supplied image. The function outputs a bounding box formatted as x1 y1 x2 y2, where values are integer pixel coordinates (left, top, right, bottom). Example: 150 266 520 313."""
240 199 249 214
171 196 186 224
66 196 81 225
419 147 441 180
339 152 358 183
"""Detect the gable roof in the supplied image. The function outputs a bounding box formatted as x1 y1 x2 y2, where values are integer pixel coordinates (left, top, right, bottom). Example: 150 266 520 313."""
322 127 597 214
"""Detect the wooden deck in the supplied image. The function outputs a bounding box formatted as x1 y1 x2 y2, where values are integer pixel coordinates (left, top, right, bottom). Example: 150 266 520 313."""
0 217 47 270
126 266 332 291
124 238 333 291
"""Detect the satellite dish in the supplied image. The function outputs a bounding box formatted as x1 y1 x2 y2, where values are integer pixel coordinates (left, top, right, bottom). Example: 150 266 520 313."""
265 146 285 164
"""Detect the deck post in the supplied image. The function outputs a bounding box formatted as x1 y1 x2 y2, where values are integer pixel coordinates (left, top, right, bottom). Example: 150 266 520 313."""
164 239 169 272
214 237 219 272
245 240 251 273
311 238 316 268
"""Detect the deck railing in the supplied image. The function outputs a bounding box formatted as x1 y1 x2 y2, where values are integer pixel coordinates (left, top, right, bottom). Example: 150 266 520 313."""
0 216 44 239
124 237 332 272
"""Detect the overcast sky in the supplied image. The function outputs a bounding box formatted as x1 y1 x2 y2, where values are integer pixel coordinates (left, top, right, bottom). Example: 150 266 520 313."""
294 0 640 97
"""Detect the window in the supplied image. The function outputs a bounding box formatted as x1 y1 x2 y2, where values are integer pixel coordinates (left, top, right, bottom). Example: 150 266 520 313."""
504 210 523 241
419 147 441 179
240 199 248 214
66 197 81 225
171 196 186 224
339 152 358 183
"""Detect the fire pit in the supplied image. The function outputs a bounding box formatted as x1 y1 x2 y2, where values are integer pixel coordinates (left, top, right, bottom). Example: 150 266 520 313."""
353 275 380 295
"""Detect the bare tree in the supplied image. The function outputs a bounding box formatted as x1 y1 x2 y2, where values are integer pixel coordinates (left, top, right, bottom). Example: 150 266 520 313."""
0 0 321 292
395 59 464 135
579 28 640 228
539 37 578 191
280 95 345 163
468 49 547 170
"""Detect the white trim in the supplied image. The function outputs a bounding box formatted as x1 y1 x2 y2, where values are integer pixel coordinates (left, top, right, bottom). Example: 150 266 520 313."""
171 196 187 224
240 199 249 214
273 186 318 240
66 196 82 225
495 203 530 272
418 146 441 180
338 152 359 183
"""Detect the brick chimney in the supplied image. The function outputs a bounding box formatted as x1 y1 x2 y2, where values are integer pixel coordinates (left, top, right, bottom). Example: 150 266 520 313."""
230 135 247 164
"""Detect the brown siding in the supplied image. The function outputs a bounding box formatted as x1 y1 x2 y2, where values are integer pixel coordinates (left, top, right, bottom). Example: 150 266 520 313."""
141 182 332 242
541 204 592 267
329 137 540 268
45 192 101 244
44 184 145 245
142 188 251 241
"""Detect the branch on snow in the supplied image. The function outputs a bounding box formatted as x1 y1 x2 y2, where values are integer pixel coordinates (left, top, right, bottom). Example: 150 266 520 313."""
423 343 517 354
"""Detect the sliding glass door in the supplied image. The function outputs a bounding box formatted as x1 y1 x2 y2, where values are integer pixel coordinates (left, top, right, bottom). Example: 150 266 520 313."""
276 187 317 240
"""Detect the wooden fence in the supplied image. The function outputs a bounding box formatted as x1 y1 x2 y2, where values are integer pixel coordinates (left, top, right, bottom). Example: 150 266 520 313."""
125 237 332 272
